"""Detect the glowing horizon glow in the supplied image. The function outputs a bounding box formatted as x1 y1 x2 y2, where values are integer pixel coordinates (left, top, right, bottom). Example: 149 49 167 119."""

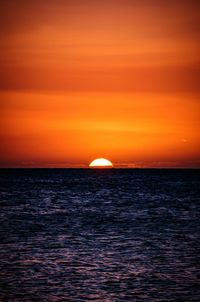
89 158 113 168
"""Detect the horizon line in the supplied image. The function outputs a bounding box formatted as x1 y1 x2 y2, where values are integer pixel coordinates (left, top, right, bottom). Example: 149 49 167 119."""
0 167 200 170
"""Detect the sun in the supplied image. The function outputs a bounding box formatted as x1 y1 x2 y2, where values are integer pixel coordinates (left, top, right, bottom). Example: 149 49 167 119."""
89 158 113 168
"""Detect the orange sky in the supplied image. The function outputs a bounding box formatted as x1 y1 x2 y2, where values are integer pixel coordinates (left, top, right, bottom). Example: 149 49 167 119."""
0 0 200 168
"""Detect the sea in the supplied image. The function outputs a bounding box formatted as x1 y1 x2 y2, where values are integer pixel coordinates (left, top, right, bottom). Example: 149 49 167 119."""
0 168 199 302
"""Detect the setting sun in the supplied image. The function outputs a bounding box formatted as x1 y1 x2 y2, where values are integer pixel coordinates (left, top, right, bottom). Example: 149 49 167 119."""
89 158 113 168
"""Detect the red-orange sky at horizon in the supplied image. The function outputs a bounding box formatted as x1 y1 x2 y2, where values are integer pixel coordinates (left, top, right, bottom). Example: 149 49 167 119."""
0 0 200 168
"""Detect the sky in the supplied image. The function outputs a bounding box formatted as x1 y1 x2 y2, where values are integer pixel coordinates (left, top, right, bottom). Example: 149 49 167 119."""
0 0 200 168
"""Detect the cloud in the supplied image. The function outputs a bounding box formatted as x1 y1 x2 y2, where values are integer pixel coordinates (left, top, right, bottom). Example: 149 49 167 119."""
1 0 199 94
1 64 200 93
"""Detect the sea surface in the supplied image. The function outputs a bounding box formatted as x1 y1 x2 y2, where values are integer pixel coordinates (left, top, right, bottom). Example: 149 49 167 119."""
0 168 199 302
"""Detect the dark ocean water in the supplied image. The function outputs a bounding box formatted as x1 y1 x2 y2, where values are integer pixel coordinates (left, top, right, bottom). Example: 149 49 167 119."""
0 168 199 302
